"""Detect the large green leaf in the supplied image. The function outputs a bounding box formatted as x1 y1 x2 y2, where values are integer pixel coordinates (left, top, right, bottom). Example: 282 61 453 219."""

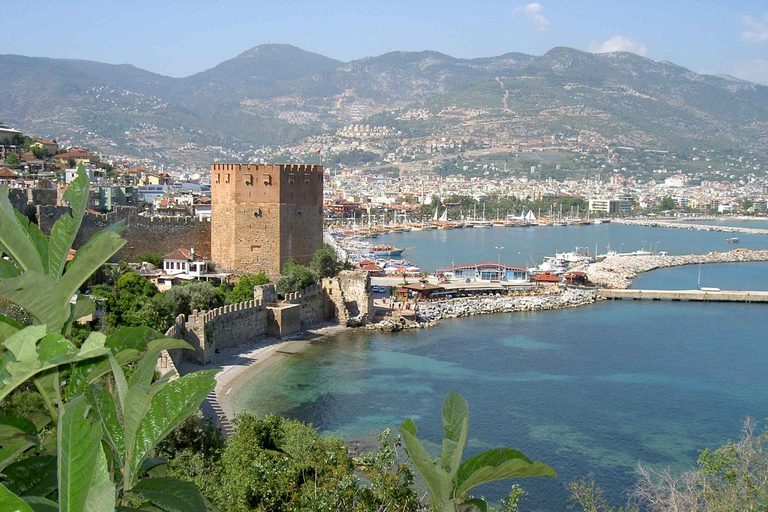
25 219 49 276
459 498 488 512
2 455 57 497
456 448 556 496
87 386 126 464
0 188 43 274
442 391 468 442
0 315 22 347
127 371 216 487
131 477 206 512
400 418 451 509
0 424 35 471
21 496 59 512
70 295 96 325
0 326 107 402
0 482 35 512
440 416 468 478
105 326 169 352
440 392 469 477
0 272 70 332
58 222 125 304
57 395 116 512
0 257 21 279
20 496 58 512
48 164 90 281
31 369 60 423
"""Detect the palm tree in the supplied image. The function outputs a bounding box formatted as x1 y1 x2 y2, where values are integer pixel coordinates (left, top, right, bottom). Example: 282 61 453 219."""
106 262 129 298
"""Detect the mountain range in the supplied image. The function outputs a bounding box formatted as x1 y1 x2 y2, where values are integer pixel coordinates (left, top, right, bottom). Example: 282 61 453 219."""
1 44 767 165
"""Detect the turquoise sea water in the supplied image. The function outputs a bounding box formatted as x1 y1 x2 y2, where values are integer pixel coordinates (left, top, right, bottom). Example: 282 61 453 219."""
227 226 768 510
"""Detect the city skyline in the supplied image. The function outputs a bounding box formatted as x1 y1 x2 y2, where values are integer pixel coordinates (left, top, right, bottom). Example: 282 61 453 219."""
2 1 767 85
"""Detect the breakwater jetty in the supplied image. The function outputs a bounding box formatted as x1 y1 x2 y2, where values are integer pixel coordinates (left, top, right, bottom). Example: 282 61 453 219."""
581 249 768 289
617 218 768 235
408 287 596 325
599 289 768 302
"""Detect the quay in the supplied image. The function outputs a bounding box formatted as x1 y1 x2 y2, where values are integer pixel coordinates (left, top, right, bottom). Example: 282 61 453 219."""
598 289 768 302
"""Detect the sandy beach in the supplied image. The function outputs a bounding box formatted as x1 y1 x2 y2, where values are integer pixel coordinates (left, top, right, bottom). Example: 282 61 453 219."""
176 323 350 421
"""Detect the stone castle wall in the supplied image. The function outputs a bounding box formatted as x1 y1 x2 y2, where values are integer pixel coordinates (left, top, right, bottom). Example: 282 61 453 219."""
37 205 211 261
163 271 374 365
9 188 60 218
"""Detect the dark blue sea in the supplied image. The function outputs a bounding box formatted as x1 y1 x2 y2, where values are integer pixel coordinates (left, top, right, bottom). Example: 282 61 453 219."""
227 225 768 511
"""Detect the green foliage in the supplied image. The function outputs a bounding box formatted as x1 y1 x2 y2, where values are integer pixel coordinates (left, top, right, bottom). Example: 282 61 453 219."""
310 244 344 279
137 252 164 268
659 196 676 210
167 414 421 512
30 146 46 160
227 273 269 304
400 392 556 512
4 153 21 169
0 166 217 511
275 259 317 295
164 282 221 317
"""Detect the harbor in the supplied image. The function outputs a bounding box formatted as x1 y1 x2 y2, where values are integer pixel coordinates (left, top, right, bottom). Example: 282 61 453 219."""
230 222 768 510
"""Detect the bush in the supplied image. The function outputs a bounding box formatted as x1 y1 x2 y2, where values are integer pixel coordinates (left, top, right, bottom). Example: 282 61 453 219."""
228 273 269 303
275 259 317 295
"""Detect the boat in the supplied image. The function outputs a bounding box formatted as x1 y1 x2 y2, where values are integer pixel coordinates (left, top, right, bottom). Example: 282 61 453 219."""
370 245 408 257
726 237 739 243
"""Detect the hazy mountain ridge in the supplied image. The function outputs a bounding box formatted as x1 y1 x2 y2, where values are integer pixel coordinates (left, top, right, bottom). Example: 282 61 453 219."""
1 44 766 164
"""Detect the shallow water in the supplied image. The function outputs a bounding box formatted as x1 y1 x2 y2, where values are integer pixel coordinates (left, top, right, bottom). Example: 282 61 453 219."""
227 229 768 510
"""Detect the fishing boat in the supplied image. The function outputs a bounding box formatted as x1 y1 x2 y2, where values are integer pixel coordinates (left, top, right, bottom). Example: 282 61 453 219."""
726 237 739 243
370 245 409 257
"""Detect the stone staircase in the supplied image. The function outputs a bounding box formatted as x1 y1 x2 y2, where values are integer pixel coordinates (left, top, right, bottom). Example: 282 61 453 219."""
204 391 235 438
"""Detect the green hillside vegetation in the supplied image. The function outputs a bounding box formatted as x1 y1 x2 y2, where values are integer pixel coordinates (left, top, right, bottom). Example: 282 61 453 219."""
2 46 767 163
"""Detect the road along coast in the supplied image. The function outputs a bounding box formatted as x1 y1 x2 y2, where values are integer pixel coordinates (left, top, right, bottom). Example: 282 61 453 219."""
581 249 768 289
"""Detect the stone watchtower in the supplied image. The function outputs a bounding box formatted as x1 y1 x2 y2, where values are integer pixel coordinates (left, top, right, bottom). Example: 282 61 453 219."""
211 163 323 274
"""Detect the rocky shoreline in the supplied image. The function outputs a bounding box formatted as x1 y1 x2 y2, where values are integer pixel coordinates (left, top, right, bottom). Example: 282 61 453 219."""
617 218 768 235
366 287 596 331
581 249 768 289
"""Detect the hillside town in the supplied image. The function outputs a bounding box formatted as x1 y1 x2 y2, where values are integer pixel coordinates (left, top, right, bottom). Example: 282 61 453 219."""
2 121 767 223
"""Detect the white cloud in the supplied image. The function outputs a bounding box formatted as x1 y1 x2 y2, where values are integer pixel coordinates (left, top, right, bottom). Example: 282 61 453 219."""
513 3 550 33
741 12 768 44
729 59 768 86
588 35 648 56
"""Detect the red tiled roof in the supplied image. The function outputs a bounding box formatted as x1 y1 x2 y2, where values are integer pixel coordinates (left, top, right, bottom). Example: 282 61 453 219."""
0 167 15 178
35 140 57 145
52 151 96 159
163 248 193 260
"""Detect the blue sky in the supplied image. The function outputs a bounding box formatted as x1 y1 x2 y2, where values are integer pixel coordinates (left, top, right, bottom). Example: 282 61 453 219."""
2 0 767 84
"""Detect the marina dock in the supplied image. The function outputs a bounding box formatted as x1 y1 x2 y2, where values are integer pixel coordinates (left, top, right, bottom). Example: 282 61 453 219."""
598 289 768 303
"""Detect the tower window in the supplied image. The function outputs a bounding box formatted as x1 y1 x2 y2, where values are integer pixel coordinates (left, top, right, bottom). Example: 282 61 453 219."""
288 174 295 184
245 174 253 185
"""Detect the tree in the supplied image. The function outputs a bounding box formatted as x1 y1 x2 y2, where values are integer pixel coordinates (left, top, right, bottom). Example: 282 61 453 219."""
167 413 421 512
4 152 21 169
275 259 317 295
310 244 343 279
0 163 216 510
659 196 676 211
400 392 556 511
137 251 164 268
165 281 221 317
742 198 754 211
228 273 269 303
30 145 46 160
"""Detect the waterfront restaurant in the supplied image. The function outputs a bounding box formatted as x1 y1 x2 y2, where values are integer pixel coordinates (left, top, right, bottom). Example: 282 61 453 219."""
436 262 530 284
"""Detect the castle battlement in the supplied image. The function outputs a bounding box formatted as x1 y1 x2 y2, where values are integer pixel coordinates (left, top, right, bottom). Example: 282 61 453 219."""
211 162 323 275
